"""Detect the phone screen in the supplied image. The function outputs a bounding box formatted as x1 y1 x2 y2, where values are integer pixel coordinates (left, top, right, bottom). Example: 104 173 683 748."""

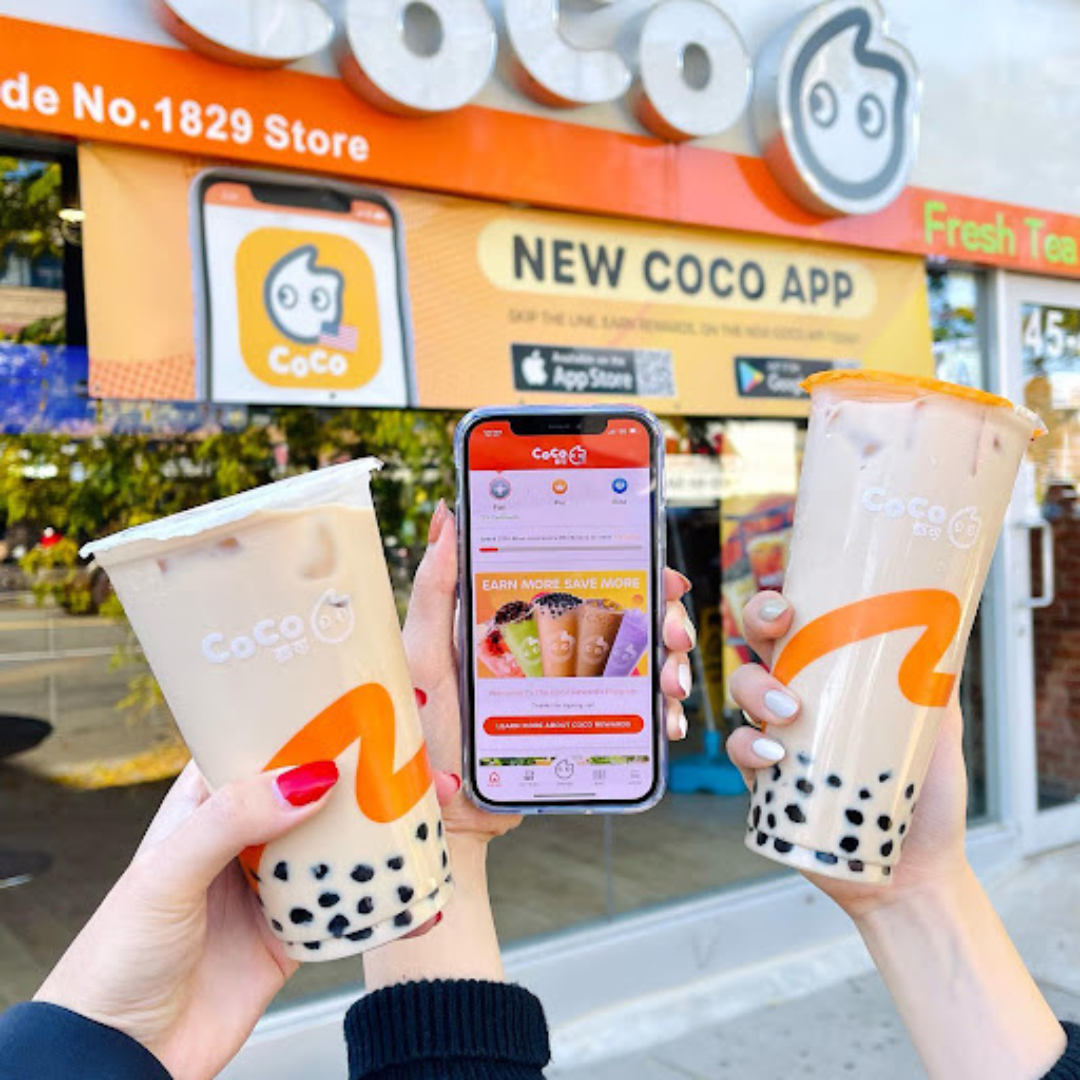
463 414 660 807
199 178 409 406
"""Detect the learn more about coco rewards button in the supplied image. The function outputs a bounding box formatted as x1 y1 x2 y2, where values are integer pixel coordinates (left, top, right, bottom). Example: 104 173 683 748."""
483 715 644 736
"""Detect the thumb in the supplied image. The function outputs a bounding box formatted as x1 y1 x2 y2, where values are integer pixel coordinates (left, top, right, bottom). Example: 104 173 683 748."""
402 502 458 683
137 761 339 900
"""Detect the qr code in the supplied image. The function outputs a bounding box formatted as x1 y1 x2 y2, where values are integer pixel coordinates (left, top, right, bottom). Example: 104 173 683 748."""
633 350 676 397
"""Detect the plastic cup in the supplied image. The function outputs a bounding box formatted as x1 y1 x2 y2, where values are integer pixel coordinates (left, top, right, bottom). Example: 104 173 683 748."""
745 372 1045 883
81 460 450 960
603 609 650 677
575 600 625 677
492 601 544 677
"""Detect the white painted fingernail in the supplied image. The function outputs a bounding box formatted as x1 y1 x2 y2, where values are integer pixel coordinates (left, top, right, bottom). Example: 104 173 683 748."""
684 618 697 648
668 701 687 740
759 598 790 621
752 737 786 762
677 712 688 740
677 663 692 697
764 689 799 719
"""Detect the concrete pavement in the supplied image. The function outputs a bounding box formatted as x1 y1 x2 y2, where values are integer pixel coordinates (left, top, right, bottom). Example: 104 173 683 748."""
551 844 1080 1079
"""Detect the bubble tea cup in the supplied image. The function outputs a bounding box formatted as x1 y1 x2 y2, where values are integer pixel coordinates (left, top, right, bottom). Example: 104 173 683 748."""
81 460 450 959
746 372 1045 883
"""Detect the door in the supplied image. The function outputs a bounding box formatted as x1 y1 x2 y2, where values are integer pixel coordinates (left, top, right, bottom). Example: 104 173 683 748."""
996 272 1080 852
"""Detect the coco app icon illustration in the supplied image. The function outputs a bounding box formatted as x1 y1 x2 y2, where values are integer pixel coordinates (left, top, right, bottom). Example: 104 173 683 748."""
753 1 920 217
236 228 380 390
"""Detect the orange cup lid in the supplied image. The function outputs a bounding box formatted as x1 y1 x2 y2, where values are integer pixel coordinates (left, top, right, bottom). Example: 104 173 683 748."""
802 369 1047 438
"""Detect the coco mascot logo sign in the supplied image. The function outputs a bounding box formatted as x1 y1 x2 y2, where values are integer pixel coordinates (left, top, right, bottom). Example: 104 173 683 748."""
157 0 921 218
754 1 920 216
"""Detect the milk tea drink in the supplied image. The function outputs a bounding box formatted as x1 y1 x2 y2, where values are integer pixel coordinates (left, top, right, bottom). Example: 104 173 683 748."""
746 373 1043 883
575 600 624 677
81 461 450 959
535 593 582 677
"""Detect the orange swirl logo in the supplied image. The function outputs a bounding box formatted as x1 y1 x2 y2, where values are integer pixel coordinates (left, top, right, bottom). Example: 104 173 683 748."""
772 589 962 707
240 683 432 884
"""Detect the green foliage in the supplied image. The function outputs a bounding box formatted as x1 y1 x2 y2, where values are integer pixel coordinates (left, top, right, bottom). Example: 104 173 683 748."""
0 157 63 264
19 536 92 612
13 313 65 344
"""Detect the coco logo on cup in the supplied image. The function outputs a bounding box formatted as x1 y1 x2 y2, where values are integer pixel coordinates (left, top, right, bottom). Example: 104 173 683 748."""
755 1 920 216
201 588 355 664
861 487 983 550
531 446 587 466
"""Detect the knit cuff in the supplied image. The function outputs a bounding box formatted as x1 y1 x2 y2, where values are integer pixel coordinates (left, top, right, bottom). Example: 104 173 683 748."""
1043 1022 1080 1080
345 979 549 1080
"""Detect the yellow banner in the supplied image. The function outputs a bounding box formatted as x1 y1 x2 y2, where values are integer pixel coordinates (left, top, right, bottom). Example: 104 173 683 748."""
80 144 933 413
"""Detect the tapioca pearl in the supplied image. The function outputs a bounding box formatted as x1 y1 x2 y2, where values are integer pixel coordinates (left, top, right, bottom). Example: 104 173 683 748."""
827 774 842 788
417 823 429 841
445 873 453 884
845 809 864 825
839 836 859 853
905 783 916 799
797 752 812 766
442 850 449 869
752 806 762 827
357 896 374 915
394 911 413 928
304 941 321 952
272 919 284 933
767 813 777 829
312 864 330 880
346 927 374 942
774 839 794 854
881 840 894 857
879 771 892 783
899 823 908 836
816 851 839 865
878 815 893 831
771 764 782 782
752 778 758 795
398 885 415 903
318 892 340 908
274 861 289 882
859 788 872 800
351 864 375 883
765 790 774 805
290 908 314 925
327 914 351 938
437 820 443 839
747 822 754 834
756 831 768 847
388 856 405 871
848 860 865 873
795 779 814 795
784 804 806 824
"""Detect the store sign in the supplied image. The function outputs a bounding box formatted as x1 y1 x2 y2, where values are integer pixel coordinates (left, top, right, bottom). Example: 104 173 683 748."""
79 144 934 411
156 0 918 215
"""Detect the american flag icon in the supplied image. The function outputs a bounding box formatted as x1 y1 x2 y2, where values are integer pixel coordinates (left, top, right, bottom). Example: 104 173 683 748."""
319 323 359 351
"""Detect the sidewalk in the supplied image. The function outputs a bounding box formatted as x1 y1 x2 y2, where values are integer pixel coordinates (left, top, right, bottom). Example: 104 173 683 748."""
550 844 1080 1079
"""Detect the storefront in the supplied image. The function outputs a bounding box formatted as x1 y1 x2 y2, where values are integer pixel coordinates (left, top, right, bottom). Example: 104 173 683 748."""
0 1 1077 1072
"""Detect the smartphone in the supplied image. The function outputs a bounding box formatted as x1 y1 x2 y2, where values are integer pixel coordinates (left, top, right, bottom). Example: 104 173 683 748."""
191 167 414 406
456 406 667 814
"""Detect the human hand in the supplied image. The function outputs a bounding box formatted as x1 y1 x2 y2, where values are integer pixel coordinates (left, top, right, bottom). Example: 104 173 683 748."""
725 591 969 920
34 762 339 1080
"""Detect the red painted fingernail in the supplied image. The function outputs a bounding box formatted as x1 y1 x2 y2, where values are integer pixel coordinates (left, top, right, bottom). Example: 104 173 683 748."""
414 687 428 707
434 912 444 926
448 773 461 793
276 761 338 807
428 499 447 545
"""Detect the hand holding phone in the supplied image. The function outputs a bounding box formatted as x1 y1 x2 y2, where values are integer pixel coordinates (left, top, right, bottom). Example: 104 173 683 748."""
456 407 668 813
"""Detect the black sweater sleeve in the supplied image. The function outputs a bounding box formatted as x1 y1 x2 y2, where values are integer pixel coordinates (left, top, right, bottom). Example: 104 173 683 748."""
1044 1023 1080 1079
0 1002 172 1080
345 979 550 1080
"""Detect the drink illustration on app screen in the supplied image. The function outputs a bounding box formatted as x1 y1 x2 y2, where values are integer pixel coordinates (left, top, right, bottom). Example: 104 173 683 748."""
460 411 662 810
